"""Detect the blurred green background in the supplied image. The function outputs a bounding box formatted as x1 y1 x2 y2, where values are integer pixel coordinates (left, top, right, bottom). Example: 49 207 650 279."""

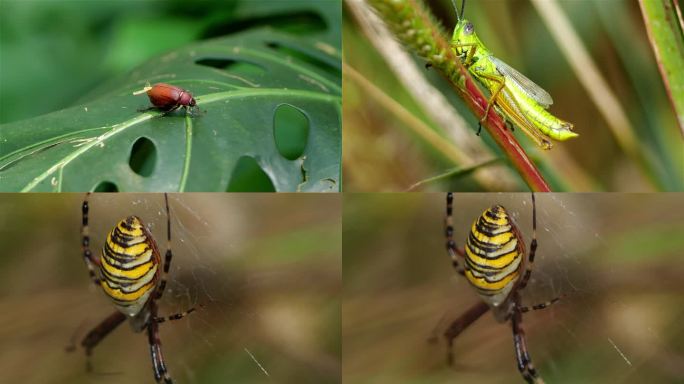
0 193 341 383
343 0 683 192
0 0 234 124
343 193 684 383
0 0 339 124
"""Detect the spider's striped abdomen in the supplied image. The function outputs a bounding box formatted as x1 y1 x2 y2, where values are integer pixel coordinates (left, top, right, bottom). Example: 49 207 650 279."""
100 216 160 317
464 205 525 308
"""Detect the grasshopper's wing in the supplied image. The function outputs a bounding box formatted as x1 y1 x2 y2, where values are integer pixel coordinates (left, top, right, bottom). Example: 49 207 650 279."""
490 56 554 108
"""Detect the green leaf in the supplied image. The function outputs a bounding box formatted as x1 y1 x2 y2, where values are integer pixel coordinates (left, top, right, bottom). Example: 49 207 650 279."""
0 28 341 192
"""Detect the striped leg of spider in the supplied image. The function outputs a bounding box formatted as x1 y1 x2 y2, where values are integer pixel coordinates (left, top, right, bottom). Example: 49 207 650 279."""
156 193 173 301
512 304 544 384
519 296 563 313
445 192 465 274
81 192 101 286
155 304 202 324
148 302 173 384
517 193 538 291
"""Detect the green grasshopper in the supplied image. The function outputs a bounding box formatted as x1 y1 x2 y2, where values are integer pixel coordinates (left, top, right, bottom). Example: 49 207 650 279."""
450 0 577 149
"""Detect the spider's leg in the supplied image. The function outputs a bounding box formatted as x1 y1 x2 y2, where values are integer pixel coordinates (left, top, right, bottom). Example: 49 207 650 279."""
81 192 101 287
443 301 489 366
148 303 173 384
155 304 202 324
512 307 544 384
445 193 466 274
519 295 564 313
517 193 538 290
156 193 173 300
81 311 126 357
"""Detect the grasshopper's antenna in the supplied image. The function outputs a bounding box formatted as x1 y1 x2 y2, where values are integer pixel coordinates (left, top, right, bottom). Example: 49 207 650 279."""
451 0 466 21
451 0 459 20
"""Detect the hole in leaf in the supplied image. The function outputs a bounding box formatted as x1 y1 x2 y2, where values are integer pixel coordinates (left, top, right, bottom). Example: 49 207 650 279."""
94 181 118 192
195 58 265 77
265 42 339 78
226 156 276 192
201 11 326 39
129 137 157 177
273 104 309 160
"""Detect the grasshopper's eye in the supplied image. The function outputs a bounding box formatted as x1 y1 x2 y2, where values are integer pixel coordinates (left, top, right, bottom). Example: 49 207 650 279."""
464 22 474 35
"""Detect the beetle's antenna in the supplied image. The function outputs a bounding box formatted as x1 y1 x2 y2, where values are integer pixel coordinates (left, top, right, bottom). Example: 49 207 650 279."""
451 0 460 21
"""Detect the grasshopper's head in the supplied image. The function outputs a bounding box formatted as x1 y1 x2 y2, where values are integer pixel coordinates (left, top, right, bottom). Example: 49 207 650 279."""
452 19 477 44
451 19 487 60
451 0 484 56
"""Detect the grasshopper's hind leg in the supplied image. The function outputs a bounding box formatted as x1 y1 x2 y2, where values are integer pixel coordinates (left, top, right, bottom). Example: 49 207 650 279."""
491 90 554 150
513 120 553 149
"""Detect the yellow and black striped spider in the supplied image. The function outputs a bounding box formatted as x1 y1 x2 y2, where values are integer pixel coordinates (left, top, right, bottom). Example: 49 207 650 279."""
78 193 196 384
442 193 559 384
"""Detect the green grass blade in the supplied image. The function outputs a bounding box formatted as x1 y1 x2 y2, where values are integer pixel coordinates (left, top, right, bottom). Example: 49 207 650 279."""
639 0 684 133
405 157 500 191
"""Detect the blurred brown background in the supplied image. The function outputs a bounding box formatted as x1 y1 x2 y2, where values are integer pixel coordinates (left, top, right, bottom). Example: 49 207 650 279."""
0 193 341 384
343 193 684 383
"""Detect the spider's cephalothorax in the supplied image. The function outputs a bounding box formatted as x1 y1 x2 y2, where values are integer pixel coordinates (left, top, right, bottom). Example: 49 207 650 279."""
101 215 161 326
443 193 558 384
79 193 196 384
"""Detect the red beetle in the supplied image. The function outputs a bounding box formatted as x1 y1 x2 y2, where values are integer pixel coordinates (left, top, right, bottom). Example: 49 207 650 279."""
136 83 197 115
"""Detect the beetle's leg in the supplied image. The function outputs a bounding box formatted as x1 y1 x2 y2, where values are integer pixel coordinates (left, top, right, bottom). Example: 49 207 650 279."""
160 105 181 117
184 105 198 117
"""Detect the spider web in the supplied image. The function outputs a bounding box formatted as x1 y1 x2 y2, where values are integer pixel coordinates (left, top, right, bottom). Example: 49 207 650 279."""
79 194 243 381
81 193 340 384
457 193 684 383
342 193 684 384
162 195 264 382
